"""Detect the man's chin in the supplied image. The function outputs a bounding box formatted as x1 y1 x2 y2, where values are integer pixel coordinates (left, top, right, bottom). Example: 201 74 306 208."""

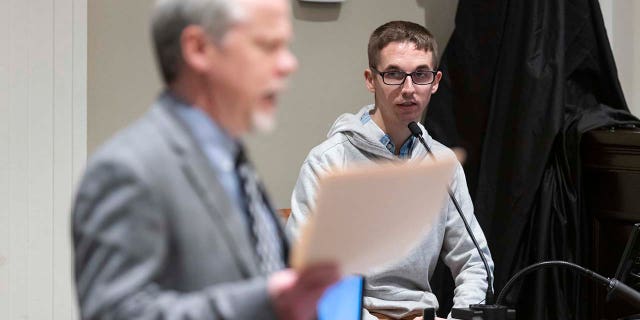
251 110 277 134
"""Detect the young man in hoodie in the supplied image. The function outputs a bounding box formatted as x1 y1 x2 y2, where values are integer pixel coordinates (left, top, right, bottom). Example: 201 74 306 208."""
286 21 494 320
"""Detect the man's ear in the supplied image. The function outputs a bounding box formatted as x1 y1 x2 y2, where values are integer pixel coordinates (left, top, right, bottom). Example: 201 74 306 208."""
364 68 376 93
180 25 215 73
431 70 443 94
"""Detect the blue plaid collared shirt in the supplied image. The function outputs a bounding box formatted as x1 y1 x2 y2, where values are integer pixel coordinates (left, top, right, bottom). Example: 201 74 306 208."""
360 112 416 159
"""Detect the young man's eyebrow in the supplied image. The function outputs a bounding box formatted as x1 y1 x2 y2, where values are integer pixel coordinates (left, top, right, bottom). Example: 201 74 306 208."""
381 64 402 71
382 64 432 71
414 65 433 70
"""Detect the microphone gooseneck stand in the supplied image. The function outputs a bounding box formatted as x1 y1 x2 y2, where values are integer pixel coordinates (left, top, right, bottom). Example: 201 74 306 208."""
496 260 640 308
407 122 513 319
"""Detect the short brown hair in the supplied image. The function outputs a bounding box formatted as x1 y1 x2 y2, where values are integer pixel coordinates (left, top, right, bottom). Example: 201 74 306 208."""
367 21 439 69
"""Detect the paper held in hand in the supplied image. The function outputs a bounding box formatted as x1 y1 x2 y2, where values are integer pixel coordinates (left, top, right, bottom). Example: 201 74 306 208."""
290 151 457 275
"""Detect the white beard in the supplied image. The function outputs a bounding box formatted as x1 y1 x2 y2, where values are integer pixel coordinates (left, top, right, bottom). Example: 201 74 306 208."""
251 109 277 134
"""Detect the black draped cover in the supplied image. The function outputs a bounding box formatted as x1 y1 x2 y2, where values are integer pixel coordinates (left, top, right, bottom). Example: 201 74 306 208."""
423 0 639 318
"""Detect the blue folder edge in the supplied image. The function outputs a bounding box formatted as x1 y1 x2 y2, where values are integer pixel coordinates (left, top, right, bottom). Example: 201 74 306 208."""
317 275 364 320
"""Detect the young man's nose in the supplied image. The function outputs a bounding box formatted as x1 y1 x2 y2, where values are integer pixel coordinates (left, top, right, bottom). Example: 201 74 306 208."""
401 75 416 92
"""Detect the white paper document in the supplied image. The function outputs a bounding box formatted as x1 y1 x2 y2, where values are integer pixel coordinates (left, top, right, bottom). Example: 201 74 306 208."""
290 152 457 275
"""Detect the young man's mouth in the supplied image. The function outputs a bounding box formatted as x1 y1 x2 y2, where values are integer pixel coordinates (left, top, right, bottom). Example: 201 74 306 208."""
397 101 418 107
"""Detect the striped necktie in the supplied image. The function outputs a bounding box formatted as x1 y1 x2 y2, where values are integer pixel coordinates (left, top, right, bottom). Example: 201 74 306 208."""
234 146 284 274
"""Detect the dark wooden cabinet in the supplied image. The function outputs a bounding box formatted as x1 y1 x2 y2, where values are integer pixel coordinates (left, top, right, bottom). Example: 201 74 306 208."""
582 128 640 319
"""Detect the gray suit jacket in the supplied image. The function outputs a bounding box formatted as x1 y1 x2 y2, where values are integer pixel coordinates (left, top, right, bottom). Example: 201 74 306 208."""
73 94 289 319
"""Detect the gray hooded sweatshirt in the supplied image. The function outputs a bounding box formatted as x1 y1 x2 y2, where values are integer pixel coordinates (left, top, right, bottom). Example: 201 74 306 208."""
286 105 494 319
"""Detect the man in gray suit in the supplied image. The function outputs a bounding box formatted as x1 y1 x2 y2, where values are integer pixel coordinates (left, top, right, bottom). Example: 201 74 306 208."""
72 0 339 319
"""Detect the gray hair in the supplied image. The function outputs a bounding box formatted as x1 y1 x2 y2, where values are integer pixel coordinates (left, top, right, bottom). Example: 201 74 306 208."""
151 0 245 84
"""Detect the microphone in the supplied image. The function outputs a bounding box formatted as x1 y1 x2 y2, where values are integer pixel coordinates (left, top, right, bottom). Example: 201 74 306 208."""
408 121 495 305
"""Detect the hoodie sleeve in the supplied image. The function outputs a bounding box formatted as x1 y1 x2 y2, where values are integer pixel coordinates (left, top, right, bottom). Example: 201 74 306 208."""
286 158 330 240
440 162 495 310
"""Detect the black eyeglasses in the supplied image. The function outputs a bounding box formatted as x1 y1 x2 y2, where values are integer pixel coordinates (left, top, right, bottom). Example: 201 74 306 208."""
371 67 437 85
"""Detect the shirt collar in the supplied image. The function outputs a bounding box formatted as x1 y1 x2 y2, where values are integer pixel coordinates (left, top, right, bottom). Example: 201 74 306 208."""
166 91 240 162
360 111 415 158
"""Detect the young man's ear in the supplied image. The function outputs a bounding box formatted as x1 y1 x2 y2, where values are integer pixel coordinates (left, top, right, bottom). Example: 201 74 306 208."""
364 68 376 93
431 70 443 94
180 25 216 73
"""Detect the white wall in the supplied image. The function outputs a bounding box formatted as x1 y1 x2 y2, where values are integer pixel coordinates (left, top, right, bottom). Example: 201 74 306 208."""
0 0 86 319
87 0 459 208
600 0 640 116
87 0 160 154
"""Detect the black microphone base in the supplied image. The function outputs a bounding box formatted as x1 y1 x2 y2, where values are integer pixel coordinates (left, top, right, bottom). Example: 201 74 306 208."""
451 304 516 320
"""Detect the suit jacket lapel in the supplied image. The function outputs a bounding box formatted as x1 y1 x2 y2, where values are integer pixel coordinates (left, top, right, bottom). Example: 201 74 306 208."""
150 96 261 277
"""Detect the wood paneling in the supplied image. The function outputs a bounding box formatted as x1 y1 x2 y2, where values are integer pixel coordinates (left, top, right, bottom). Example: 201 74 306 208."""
0 0 86 318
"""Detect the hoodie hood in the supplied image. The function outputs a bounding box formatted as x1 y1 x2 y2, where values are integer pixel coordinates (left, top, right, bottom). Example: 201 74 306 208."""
327 104 433 160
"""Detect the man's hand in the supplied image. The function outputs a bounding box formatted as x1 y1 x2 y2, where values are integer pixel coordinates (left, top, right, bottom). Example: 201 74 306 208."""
268 263 341 320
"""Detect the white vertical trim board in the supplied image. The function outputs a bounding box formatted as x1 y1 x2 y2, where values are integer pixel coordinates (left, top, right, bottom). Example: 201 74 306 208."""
73 0 87 178
7 0 31 318
599 0 614 47
599 0 640 116
0 0 10 318
55 0 86 319
28 1 56 318
629 2 640 117
610 2 638 116
0 0 86 319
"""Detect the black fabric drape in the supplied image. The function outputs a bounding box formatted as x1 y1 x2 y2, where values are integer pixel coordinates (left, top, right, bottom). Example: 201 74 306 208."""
423 0 639 319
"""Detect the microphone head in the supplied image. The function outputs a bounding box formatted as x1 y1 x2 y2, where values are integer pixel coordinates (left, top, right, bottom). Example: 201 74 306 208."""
408 121 423 137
